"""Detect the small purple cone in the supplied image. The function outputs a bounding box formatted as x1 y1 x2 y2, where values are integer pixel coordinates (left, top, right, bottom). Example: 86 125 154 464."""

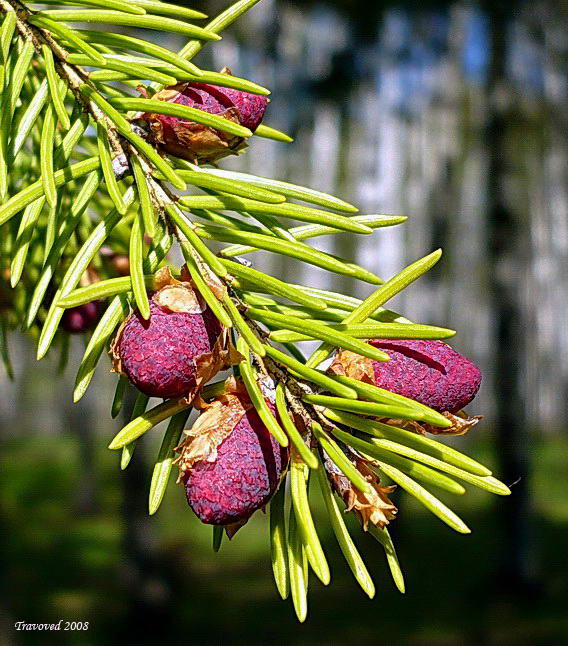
61 301 104 334
117 296 223 399
368 339 482 413
183 406 288 526
139 81 268 163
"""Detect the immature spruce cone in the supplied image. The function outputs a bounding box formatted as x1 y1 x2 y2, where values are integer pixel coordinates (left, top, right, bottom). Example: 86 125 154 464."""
179 381 288 526
330 339 482 414
61 301 104 334
138 80 268 163
113 273 226 399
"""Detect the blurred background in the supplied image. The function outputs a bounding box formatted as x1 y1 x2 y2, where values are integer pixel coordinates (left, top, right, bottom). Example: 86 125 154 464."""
1 0 567 643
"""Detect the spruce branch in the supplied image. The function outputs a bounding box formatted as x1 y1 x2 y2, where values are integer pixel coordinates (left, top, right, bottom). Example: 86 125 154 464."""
0 0 511 623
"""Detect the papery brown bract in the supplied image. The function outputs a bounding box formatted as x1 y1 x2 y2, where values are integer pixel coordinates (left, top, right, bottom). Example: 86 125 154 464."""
324 453 397 530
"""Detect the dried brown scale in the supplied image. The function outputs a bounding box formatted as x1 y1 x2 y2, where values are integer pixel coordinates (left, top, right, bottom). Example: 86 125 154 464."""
320 446 397 530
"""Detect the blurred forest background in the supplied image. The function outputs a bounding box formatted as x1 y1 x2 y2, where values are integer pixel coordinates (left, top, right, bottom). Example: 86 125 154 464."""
1 0 567 644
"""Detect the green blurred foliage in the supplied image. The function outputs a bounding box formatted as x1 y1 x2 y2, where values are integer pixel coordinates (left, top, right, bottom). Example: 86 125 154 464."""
1 432 567 645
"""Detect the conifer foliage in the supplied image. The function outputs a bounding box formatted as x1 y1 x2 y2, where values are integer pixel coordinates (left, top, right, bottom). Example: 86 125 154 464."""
0 0 510 621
